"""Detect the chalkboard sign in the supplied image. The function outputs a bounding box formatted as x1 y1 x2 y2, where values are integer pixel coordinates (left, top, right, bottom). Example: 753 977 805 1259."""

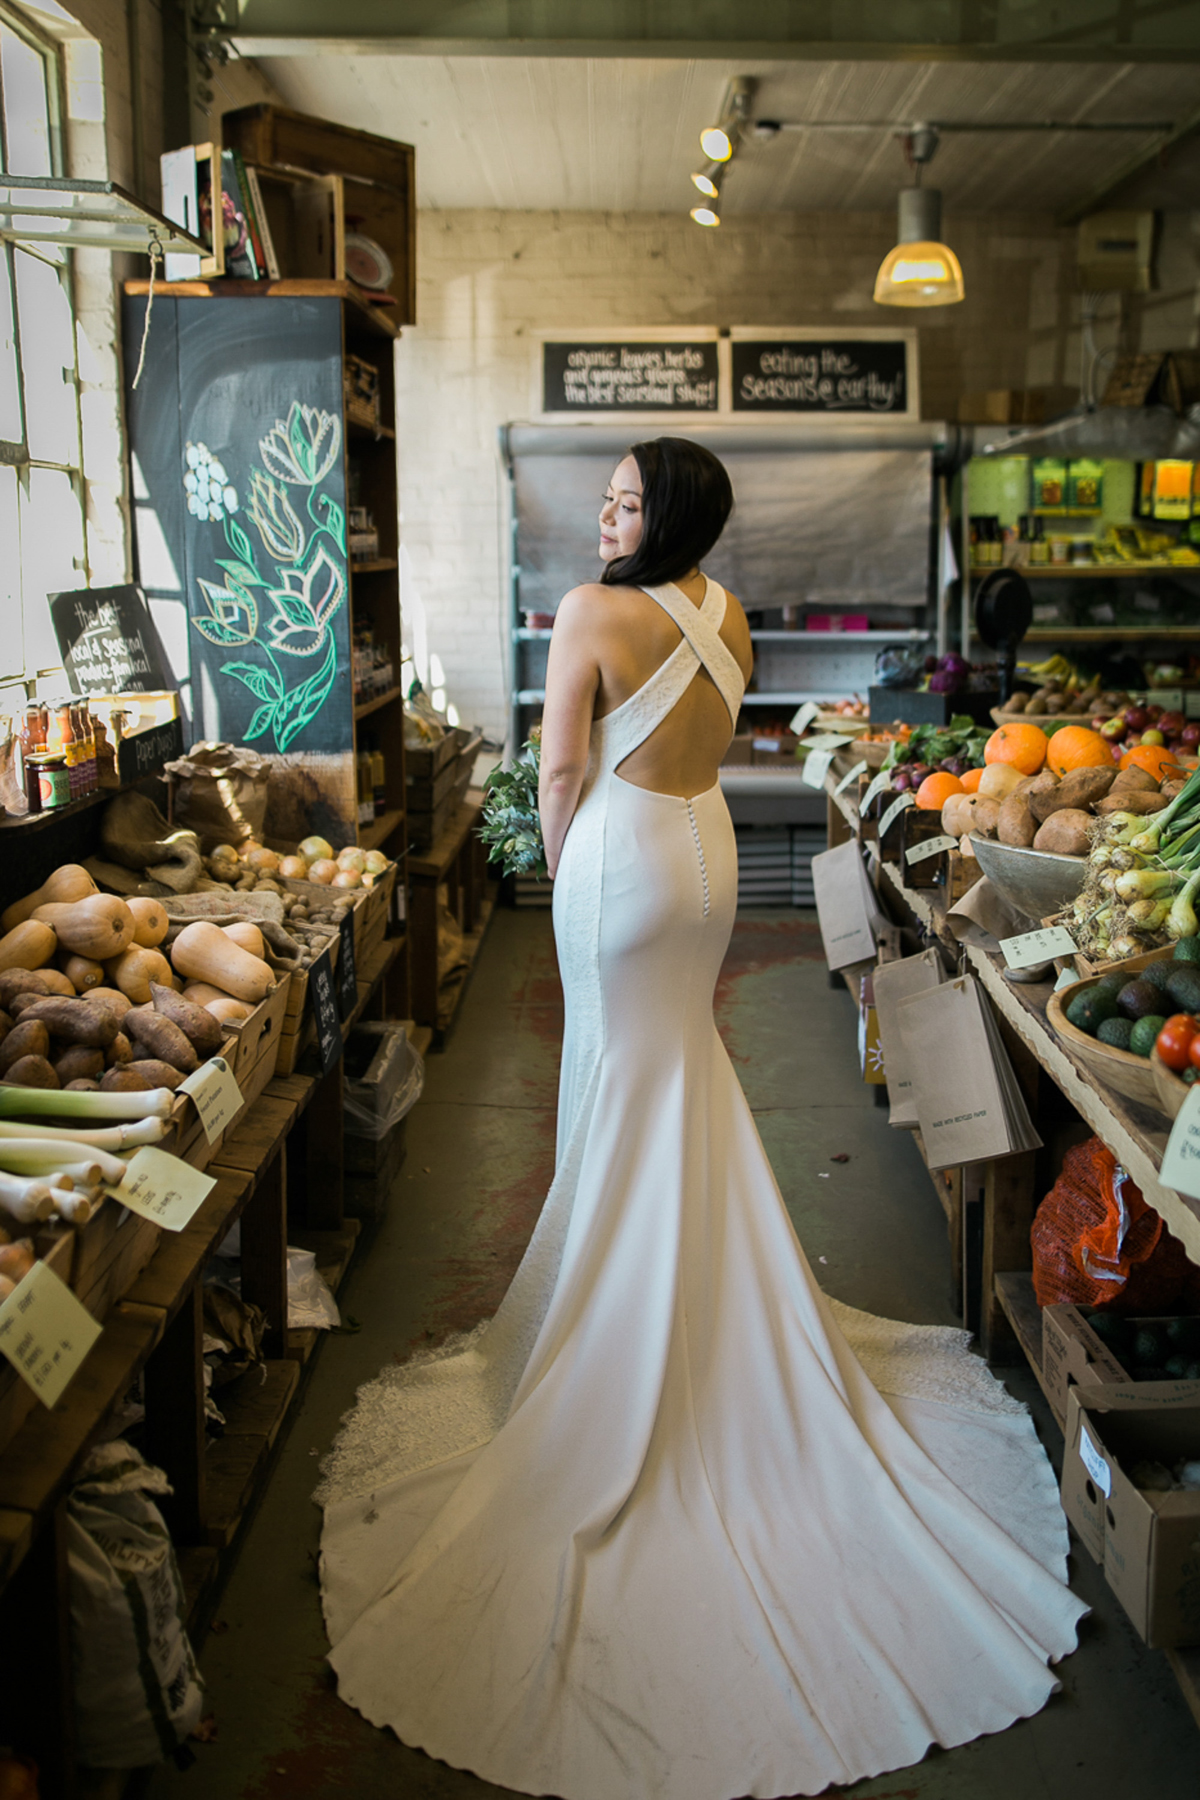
49 585 172 694
543 341 719 413
309 949 343 1074
338 911 357 1019
731 338 912 415
116 718 184 785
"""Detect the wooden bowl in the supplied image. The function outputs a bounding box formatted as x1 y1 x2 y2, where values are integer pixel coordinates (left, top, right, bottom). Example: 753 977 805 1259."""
990 707 1092 730
1151 1048 1191 1121
969 834 1087 924
1047 976 1165 1110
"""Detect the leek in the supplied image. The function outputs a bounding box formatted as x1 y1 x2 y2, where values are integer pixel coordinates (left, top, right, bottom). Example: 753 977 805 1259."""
0 1140 122 1183
0 1173 54 1223
0 1117 165 1151
49 1185 95 1224
0 1085 173 1121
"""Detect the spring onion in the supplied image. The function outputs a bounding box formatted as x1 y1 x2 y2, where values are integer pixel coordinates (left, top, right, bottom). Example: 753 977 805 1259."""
0 1173 54 1223
0 1085 174 1122
0 1116 165 1152
1166 869 1200 941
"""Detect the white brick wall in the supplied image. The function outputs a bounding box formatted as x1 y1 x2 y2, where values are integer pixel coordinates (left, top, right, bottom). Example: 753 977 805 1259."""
397 204 1099 741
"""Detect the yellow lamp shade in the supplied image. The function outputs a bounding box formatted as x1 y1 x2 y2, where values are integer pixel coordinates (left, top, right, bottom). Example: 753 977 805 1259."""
874 239 964 307
699 125 733 162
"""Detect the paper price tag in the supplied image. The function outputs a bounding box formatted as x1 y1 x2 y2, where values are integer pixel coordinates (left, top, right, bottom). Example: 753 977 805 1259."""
802 748 834 791
861 769 893 812
1054 965 1080 991
905 833 956 866
835 759 868 796
116 1146 216 1233
788 701 819 736
800 732 854 753
180 1056 244 1145
998 924 1077 970
1160 1085 1200 1199
1078 1424 1112 1498
0 1258 102 1408
879 791 915 837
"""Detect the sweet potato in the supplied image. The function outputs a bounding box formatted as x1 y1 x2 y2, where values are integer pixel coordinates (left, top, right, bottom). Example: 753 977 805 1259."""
1032 809 1092 855
997 792 1038 847
0 1020 50 1073
2 1055 58 1088
126 1058 184 1091
0 970 54 1011
149 983 223 1058
1014 769 1059 798
100 1065 154 1093
85 987 132 1020
54 1045 104 1085
122 1006 198 1074
1033 766 1116 816
1111 765 1158 794
17 997 118 1048
1095 790 1169 816
942 793 1000 839
104 1031 133 1068
64 1077 100 1092
6 992 48 1020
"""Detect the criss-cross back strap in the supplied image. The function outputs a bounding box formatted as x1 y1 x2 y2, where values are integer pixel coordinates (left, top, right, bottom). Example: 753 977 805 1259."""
641 579 746 727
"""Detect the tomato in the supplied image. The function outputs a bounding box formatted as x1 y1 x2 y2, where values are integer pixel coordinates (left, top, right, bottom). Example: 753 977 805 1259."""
1188 1034 1200 1073
1157 1014 1200 1072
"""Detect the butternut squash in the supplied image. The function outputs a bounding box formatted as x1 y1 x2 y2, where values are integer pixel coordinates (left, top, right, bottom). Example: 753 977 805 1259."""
171 921 273 1003
61 955 104 993
104 946 174 1005
182 982 228 1008
32 895 134 960
221 921 265 959
36 969 76 997
206 997 254 1025
0 863 96 934
0 921 56 976
127 897 170 948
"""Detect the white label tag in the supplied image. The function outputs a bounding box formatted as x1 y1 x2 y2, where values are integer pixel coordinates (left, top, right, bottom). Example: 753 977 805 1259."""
115 1146 216 1232
879 791 916 837
905 833 956 866
0 1258 102 1408
802 748 834 791
862 769 893 812
789 701 819 736
835 758 868 796
180 1055 244 1145
801 732 854 753
1054 965 1080 991
1079 1423 1113 1497
1161 1085 1200 1199
999 924 1077 970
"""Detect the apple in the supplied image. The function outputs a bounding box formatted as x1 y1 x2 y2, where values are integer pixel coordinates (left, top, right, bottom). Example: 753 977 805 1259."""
1147 704 1164 723
1159 711 1185 738
1100 716 1125 741
1141 729 1166 747
1182 723 1200 750
1124 707 1149 733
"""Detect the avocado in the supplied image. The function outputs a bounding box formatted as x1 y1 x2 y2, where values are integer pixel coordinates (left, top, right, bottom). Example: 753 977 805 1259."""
1129 1015 1167 1057
1118 979 1163 1021
1186 1362 1200 1381
1097 1016 1135 1050
1095 972 1128 998
1134 1325 1168 1367
1066 986 1120 1036
1165 1355 1191 1380
1141 960 1175 993
1166 966 1200 1013
1166 1317 1200 1354
1174 936 1200 966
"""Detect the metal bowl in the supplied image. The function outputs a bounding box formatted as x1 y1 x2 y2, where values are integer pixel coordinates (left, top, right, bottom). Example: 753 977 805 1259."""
968 834 1087 925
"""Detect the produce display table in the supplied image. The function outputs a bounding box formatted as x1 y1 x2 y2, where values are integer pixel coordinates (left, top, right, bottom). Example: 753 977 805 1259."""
408 797 497 1034
822 768 1200 1728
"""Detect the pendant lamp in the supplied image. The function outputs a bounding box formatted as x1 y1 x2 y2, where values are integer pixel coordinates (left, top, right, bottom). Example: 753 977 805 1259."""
874 129 964 308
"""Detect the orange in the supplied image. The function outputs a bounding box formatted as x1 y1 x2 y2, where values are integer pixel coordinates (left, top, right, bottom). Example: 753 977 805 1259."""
1120 743 1183 782
984 722 1048 776
959 767 984 793
1046 725 1115 777
915 771 965 810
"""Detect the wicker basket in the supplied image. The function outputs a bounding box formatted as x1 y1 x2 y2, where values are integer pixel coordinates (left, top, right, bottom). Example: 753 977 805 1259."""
1047 975 1165 1110
1151 1048 1191 1121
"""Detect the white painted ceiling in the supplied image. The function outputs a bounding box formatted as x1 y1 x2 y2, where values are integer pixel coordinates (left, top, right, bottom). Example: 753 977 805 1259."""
252 52 1200 214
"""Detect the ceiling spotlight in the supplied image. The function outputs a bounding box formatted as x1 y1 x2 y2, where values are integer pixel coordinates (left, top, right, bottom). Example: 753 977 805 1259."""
874 128 965 308
691 167 722 199
699 124 733 162
690 205 721 228
698 75 756 165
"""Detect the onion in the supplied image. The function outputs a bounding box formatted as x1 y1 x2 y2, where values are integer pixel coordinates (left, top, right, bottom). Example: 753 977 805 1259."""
363 850 388 875
337 846 367 873
279 856 308 880
333 869 361 889
246 848 280 874
238 839 264 862
308 859 337 885
299 835 334 864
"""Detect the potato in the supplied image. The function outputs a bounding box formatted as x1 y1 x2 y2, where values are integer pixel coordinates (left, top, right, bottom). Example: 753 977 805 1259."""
1014 769 1059 798
64 1078 100 1092
0 1020 49 1072
977 762 1024 802
100 1065 154 1093
2 1054 58 1088
17 997 118 1048
942 793 1000 839
149 983 224 1059
122 1006 199 1074
1161 779 1188 802
54 1045 104 1085
104 1031 133 1067
1032 809 1092 855
84 986 132 1019
1029 766 1116 822
1095 790 1168 816
126 1058 184 1091
1111 765 1158 794
997 792 1038 847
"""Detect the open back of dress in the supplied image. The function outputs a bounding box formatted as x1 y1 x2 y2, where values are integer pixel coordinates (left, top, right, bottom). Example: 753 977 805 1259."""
318 579 1084 1800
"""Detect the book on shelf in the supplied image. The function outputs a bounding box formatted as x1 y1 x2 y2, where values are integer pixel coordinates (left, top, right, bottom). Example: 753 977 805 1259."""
219 150 260 279
239 156 281 280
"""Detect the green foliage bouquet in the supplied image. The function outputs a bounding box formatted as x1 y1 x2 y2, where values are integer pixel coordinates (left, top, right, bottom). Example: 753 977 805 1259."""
480 728 547 878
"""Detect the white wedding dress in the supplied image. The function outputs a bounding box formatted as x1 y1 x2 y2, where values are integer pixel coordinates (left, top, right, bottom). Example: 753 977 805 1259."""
319 578 1086 1800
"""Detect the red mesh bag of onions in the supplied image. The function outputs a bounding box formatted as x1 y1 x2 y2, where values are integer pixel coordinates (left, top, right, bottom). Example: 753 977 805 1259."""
1031 1137 1200 1313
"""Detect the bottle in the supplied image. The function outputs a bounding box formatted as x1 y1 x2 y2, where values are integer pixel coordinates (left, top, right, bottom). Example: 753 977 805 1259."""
371 748 386 816
76 701 95 794
57 701 78 799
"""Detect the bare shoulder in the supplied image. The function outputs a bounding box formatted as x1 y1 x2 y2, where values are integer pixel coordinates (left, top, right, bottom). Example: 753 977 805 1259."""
554 583 612 632
717 587 754 678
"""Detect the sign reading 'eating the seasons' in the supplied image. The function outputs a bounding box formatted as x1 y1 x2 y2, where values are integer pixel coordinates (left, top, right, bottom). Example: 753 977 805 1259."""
543 341 720 412
732 339 910 414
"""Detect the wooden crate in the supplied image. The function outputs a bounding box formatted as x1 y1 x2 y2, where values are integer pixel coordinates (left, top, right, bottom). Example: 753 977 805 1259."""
276 934 340 1078
224 976 291 1087
0 1229 76 1455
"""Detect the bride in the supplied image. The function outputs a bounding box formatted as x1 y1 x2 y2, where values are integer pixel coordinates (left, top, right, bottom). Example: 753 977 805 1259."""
319 437 1085 1800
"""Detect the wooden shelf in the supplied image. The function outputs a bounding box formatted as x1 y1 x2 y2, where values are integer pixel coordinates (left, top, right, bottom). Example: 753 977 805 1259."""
354 685 402 721
973 563 1200 580
205 1360 300 1547
348 418 396 441
287 1221 361 1365
124 276 399 338
1024 627 1200 640
748 630 930 644
350 557 398 575
360 807 404 852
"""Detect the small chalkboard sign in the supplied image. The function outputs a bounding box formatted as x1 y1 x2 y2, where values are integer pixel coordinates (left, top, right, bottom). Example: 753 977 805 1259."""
731 337 913 415
50 584 172 694
338 911 357 1019
309 949 343 1074
543 341 719 413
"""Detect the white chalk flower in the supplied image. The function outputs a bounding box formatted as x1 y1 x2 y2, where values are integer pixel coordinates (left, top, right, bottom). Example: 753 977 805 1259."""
183 441 239 521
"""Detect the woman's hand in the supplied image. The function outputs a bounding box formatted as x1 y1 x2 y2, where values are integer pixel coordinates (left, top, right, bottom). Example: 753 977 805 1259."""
538 589 601 877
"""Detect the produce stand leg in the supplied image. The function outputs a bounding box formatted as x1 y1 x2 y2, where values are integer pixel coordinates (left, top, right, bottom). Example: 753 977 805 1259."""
1 1500 76 1796
981 1149 1039 1362
410 876 438 1027
241 1149 288 1359
143 1284 206 1544
289 1063 344 1231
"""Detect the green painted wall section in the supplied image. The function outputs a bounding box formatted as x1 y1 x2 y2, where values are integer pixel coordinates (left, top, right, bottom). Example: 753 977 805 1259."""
966 457 1137 530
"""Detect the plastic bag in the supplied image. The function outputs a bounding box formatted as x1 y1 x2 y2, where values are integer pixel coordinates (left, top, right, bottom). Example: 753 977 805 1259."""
286 1247 340 1329
873 644 927 689
67 1440 204 1766
163 740 271 852
343 1028 424 1140
1031 1137 1199 1312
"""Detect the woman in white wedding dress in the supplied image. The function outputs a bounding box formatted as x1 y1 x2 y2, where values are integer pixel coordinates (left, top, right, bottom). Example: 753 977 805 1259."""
319 438 1085 1800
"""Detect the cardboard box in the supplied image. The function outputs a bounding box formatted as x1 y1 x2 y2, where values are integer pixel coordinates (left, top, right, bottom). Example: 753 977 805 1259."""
1042 1303 1132 1429
1063 1385 1200 1647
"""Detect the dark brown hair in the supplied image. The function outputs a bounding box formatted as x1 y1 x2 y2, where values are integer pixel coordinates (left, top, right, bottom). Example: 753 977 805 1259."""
600 437 733 589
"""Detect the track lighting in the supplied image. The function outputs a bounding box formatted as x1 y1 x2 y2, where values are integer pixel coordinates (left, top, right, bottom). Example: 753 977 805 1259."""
691 167 721 199
873 128 964 308
690 205 720 228
699 124 733 163
689 77 755 226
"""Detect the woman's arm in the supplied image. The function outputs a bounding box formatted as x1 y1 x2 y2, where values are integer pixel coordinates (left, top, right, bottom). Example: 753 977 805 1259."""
538 589 601 877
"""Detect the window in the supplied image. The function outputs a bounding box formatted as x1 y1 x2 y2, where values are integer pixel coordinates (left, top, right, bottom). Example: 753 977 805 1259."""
0 2 87 702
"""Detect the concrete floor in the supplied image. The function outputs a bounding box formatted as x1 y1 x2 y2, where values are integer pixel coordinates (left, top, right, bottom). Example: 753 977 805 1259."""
150 908 1198 1800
